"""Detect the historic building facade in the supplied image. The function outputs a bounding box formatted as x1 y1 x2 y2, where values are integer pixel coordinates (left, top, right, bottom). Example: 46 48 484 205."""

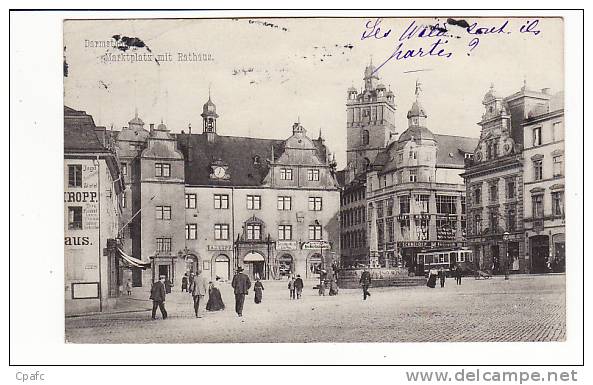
366 85 477 269
114 96 341 285
463 83 553 274
64 106 125 315
339 63 398 265
522 94 565 273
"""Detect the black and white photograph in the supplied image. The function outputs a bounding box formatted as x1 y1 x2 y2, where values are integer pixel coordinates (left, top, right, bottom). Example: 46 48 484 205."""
7 7 586 375
60 15 568 344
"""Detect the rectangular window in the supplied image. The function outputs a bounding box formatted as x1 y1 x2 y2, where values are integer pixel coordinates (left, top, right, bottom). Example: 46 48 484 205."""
386 199 394 217
68 164 82 188
278 225 293 240
414 194 430 213
386 219 395 243
156 238 172 253
399 195 410 214
398 170 403 183
121 191 127 208
377 221 384 245
436 195 457 215
246 223 262 240
461 196 466 214
489 209 498 230
552 191 564 217
67 206 83 230
155 163 171 177
533 127 542 146
507 207 516 232
214 194 229 209
553 122 564 141
277 196 292 210
155 206 172 220
409 150 417 159
214 224 230 240
474 186 482 205
247 195 261 210
532 195 544 218
553 156 563 177
533 160 543 181
506 179 516 199
309 224 322 240
307 169 320 181
121 162 128 176
185 224 198 240
280 168 293 180
409 169 417 182
185 193 197 209
308 197 323 211
376 201 384 218
474 213 482 235
489 182 498 202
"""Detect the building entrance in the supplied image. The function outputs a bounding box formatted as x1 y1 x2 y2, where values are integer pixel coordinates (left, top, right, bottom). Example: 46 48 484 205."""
531 235 550 273
215 254 230 281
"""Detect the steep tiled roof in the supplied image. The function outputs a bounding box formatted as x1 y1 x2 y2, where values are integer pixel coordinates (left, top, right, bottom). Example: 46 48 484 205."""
177 134 278 186
64 106 109 153
434 134 479 167
176 132 331 186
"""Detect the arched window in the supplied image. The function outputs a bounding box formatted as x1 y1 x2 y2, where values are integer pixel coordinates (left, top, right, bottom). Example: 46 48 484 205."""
362 130 370 145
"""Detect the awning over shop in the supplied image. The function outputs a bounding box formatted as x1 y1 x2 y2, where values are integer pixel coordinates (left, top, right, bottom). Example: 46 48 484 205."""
244 252 265 262
117 248 151 269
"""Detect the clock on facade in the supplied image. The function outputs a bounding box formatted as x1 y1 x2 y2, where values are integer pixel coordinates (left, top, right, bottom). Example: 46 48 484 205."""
213 166 226 178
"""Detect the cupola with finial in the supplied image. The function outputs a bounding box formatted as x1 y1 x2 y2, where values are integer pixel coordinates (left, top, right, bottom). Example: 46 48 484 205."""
407 79 428 127
201 86 219 136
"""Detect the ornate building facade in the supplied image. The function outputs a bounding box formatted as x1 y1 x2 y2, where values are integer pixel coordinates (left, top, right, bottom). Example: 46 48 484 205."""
463 83 553 274
366 84 477 269
114 96 341 285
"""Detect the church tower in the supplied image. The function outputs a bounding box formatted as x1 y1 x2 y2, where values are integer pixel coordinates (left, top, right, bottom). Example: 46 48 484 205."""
346 61 397 181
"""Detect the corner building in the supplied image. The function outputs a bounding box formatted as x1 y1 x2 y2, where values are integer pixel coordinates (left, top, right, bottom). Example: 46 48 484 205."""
366 86 477 269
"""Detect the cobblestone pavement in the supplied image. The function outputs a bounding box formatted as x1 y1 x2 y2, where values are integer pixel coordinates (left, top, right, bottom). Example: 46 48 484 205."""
65 274 565 343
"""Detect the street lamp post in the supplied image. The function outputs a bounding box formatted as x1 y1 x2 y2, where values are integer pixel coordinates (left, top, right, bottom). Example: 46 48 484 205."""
502 231 510 280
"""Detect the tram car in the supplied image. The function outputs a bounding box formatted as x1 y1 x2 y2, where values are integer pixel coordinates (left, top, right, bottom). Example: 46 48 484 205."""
416 247 474 276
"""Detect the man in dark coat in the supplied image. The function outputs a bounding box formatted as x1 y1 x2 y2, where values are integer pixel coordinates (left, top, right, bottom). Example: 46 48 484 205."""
231 266 251 317
359 268 372 300
150 275 168 320
294 274 304 299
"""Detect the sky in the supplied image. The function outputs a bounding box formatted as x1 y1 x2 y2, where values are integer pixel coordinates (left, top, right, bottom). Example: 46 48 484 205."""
63 17 564 169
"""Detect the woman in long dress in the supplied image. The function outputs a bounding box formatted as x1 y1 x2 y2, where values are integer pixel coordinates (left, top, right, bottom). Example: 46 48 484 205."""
427 268 438 288
206 279 225 311
254 279 264 304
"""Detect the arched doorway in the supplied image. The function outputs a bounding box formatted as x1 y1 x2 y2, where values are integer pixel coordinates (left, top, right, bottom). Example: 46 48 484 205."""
185 254 199 275
244 251 265 280
214 254 230 281
530 235 550 273
278 254 293 277
307 253 322 279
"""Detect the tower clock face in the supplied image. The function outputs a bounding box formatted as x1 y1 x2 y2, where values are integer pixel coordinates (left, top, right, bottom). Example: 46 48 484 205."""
214 166 226 178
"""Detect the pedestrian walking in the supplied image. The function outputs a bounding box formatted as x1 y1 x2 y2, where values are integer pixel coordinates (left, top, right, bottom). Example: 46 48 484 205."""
455 265 463 285
427 268 438 288
294 274 304 299
231 266 251 317
125 278 133 296
438 267 446 288
190 269 209 318
206 278 225 311
181 273 189 292
359 268 372 300
149 275 168 320
318 279 326 296
288 276 296 299
254 279 264 304
329 278 339 296
188 272 195 293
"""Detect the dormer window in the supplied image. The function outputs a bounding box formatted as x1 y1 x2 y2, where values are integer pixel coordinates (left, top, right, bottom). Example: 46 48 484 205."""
253 155 260 165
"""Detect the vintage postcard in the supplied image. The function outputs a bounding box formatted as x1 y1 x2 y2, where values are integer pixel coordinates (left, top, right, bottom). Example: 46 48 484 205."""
62 16 566 344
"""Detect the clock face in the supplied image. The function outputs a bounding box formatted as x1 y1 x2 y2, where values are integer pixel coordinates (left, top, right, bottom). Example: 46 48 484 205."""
214 166 225 178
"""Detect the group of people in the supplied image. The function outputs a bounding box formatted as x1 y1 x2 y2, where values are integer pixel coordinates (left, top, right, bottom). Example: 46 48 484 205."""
287 275 304 299
150 266 263 320
427 265 463 288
